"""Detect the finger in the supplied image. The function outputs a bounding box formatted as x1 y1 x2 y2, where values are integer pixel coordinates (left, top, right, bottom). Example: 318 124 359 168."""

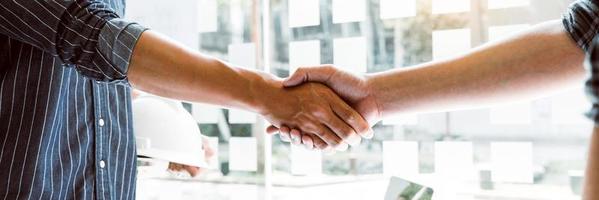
329 95 373 140
311 124 343 149
301 134 314 150
311 134 329 150
169 163 182 171
283 65 336 87
168 163 176 171
335 143 349 152
279 126 291 142
280 126 290 134
266 125 279 134
289 129 302 145
323 110 361 146
184 166 200 177
280 132 291 142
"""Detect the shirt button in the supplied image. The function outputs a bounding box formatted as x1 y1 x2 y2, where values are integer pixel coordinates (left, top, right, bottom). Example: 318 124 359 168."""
99 160 106 168
98 119 105 127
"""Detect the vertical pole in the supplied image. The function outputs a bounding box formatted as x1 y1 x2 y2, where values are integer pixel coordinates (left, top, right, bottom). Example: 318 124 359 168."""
260 0 273 199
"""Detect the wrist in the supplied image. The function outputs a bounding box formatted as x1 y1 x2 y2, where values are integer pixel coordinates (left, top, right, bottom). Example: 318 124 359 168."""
363 74 383 122
246 72 283 115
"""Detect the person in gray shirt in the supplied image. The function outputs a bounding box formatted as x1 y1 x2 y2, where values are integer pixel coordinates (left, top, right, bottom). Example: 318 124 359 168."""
271 0 599 198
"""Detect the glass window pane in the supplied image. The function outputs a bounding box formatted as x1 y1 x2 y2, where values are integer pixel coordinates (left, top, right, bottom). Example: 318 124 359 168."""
382 114 419 125
228 109 257 124
434 141 475 180
551 88 589 124
228 43 256 69
488 0 530 9
432 29 471 60
488 24 530 42
290 145 322 175
490 102 532 124
198 0 218 32
332 0 366 23
333 37 368 73
191 103 221 124
380 0 417 19
126 0 198 48
383 141 419 176
288 0 320 27
432 0 470 14
289 40 321 74
229 137 258 172
491 142 534 183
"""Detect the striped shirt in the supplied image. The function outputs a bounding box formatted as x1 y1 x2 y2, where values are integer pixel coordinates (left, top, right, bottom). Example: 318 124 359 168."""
562 0 599 123
0 0 146 199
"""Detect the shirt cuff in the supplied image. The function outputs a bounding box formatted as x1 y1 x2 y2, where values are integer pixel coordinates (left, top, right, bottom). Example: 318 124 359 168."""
561 0 599 53
95 18 147 82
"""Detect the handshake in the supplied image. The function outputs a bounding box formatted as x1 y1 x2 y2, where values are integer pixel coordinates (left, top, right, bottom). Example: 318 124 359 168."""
257 65 381 151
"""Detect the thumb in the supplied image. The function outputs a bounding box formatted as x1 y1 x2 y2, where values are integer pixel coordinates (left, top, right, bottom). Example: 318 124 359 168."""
283 68 309 87
283 66 334 87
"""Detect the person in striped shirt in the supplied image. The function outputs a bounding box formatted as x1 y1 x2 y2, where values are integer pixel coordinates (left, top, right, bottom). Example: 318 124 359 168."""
0 0 371 199
271 0 599 199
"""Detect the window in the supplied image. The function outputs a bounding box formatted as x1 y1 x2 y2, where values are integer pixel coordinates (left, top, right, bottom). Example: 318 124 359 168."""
131 0 588 199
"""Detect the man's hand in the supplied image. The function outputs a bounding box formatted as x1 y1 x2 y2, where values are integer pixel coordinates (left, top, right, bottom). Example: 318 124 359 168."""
267 65 380 149
285 65 381 124
168 136 216 177
257 80 371 150
127 31 370 151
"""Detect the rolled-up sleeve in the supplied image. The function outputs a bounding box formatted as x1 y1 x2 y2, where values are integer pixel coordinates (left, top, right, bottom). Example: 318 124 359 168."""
563 0 599 124
0 0 146 82
562 0 599 52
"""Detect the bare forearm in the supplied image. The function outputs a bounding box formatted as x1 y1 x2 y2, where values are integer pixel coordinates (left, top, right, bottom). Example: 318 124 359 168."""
127 31 276 113
368 20 585 116
126 31 372 149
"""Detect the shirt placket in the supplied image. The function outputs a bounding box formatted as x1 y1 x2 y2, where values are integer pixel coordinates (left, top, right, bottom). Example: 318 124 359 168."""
92 80 111 200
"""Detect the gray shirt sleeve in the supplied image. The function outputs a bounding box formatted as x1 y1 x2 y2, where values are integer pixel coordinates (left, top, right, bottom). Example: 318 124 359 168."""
562 0 599 52
563 0 599 124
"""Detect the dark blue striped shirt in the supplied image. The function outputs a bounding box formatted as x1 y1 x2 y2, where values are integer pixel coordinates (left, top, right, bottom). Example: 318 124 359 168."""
562 0 599 123
0 0 146 199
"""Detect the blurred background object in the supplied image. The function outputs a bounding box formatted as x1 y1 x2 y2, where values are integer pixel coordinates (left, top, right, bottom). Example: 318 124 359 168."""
133 95 209 168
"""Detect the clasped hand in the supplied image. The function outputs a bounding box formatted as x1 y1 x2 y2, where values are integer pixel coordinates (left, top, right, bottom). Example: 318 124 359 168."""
261 65 380 151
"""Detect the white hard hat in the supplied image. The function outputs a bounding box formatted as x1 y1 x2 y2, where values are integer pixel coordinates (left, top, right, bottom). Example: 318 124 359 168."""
132 95 209 168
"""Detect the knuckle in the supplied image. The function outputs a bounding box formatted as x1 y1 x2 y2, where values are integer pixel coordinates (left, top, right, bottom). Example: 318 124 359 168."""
345 113 356 123
323 64 335 70
296 67 307 73
312 107 329 118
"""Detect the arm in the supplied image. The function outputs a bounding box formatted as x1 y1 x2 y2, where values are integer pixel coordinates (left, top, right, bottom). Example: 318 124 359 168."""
273 20 585 147
284 20 585 121
127 31 370 149
0 1 368 149
367 20 584 116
